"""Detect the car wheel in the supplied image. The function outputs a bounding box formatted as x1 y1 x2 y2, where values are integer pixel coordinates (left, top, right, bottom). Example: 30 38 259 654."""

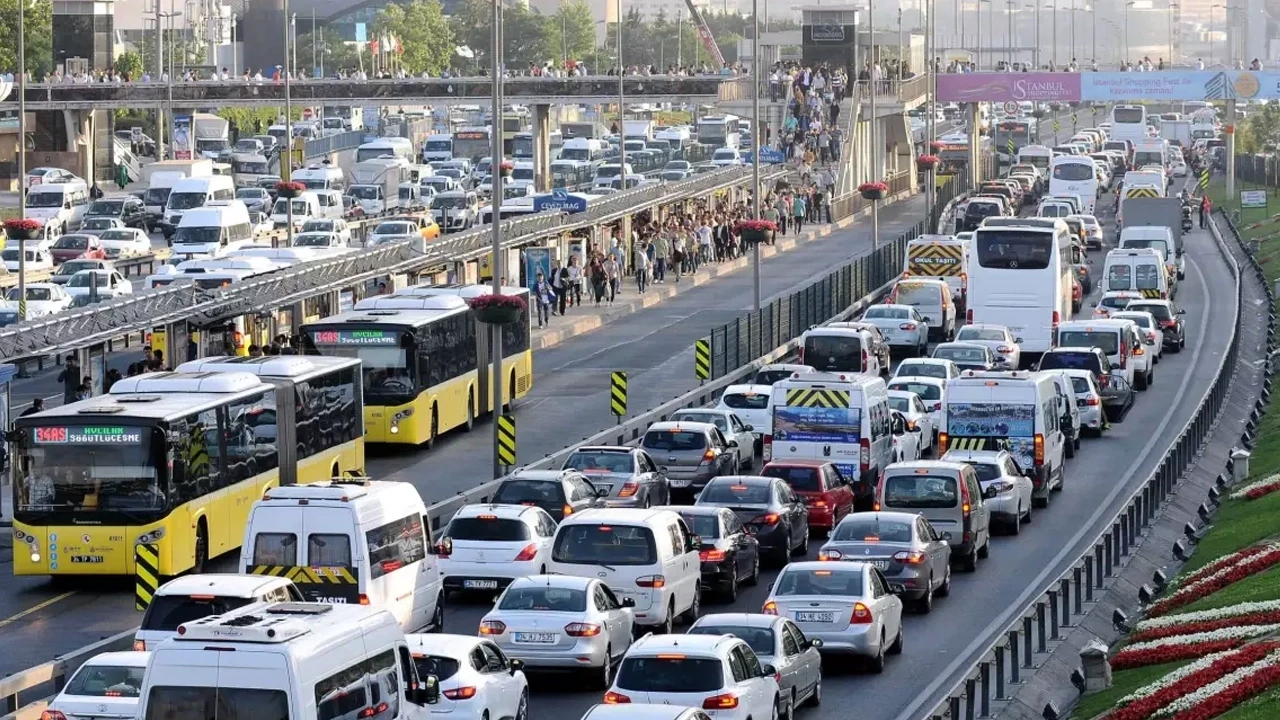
978 535 990 559
746 554 761 586
1065 435 1076 459
807 676 823 707
937 566 952 597
1009 504 1022 535
960 548 978 572
679 586 701 625
867 634 887 673
914 577 934 613
428 595 445 633
782 691 795 720
657 602 674 635
1148 369 1155 387
889 624 904 655
1135 371 1149 391
593 647 613 689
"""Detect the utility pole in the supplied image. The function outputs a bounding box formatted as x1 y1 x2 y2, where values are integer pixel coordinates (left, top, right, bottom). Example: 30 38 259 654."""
870 0 879 249
617 0 625 182
17 0 26 322
751 0 761 310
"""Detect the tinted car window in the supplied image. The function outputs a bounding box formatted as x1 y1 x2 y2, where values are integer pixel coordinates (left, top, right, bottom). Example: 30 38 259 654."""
804 335 863 371
1129 303 1173 321
498 586 588 611
970 463 1003 482
1058 331 1119 354
1039 352 1101 372
774 568 864 596
722 392 770 410
889 381 942 400
445 517 531 542
701 482 771 504
493 480 566 504
412 655 461 682
552 524 658 565
687 625 775 656
883 475 960 508
832 517 912 542
564 451 635 473
141 595 257 631
615 657 724 693
643 430 708 451
761 465 822 492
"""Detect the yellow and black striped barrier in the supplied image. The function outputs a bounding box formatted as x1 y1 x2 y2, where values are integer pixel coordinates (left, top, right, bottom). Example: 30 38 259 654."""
1053 119 1061 133
497 414 517 466
908 245 964 276
949 437 996 451
1006 138 1015 156
135 543 160 612
785 388 851 408
248 565 359 584
695 339 711 380
611 371 627 417
1199 170 1211 191
1125 187 1161 199
1140 289 1163 299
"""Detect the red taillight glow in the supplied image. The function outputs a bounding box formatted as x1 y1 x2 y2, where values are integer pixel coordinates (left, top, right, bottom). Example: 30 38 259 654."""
997 345 1014 354
514 544 539 562
358 703 390 718
618 482 638 498
566 622 602 637
893 551 927 564
604 691 632 704
479 621 507 635
700 549 726 562
703 694 740 710
860 437 871 472
757 513 781 525
563 504 575 516
763 600 779 615
444 687 478 700
359 594 371 606
41 712 68 720
1035 433 1045 465
818 549 842 560
133 640 146 651
851 601 873 624
900 323 917 331
1085 396 1100 406
862 350 870 371
637 575 666 588
702 449 719 463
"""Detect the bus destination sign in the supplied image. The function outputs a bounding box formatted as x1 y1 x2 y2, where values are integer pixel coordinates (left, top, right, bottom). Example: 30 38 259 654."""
311 330 399 346
33 426 144 444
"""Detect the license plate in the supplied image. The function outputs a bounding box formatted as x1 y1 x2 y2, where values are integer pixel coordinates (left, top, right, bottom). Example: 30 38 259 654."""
463 579 499 590
670 478 690 488
871 560 890 569
513 632 558 644
70 555 104 564
794 611 834 623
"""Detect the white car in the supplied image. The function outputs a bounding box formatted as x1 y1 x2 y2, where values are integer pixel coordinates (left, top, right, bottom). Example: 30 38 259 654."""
887 389 936 455
893 358 961 382
2 247 53 273
438 503 557 594
291 231 348 250
580 705 711 720
98 227 151 259
1060 368 1107 436
604 633 780 720
78 216 126 237
711 148 743 167
942 449 1034 533
480 574 635 687
25 166 78 190
6 283 72 316
366 220 420 247
1112 310 1164 363
1093 290 1143 318
45 650 148 718
669 408 755 471
64 269 134 299
716 384 773 449
954 323 1023 368
1172 160 1188 177
891 410 925 463
300 217 354 245
763 561 904 672
887 376 947 437
686 614 824 720
754 364 816 386
406 634 529 720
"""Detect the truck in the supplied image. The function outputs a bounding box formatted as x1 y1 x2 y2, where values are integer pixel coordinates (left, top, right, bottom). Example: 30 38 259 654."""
1116 197 1185 279
623 120 655 142
1160 119 1192 148
191 113 231 160
349 157 415 215
141 158 213 186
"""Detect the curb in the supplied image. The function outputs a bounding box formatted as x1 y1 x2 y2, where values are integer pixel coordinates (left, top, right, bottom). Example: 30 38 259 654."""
530 189 918 351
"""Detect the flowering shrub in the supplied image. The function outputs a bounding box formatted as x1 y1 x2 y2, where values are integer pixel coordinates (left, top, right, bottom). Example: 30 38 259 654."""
1148 544 1280 616
1102 644 1280 720
1111 625 1280 669
1228 474 1280 500
499 161 514 171
858 181 890 193
734 220 778 234
1114 650 1238 707
3 218 41 234
1137 601 1280 634
916 154 941 167
275 181 306 194
1163 648 1280 719
929 140 945 152
1176 546 1265 590
1131 610 1280 642
466 293 528 312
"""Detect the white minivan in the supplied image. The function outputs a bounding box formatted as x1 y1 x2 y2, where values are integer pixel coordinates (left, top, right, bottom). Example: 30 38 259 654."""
133 573 303 651
1119 224 1184 281
172 201 256 258
240 479 446 634
161 175 236 238
271 190 322 232
24 181 90 236
548 508 702 634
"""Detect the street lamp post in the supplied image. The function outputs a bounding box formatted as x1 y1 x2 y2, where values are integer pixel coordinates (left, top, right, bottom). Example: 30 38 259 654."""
283 0 294 247
1069 0 1076 64
616 0 625 181
489 0 506 479
1034 1 1041 68
870 0 879 250
17 0 26 322
1167 2 1176 63
1006 0 1014 67
1052 2 1057 65
751 0 761 311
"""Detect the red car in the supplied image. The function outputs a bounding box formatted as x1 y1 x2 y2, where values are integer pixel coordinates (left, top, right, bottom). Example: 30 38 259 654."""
50 233 106 264
1071 275 1083 313
760 459 856 534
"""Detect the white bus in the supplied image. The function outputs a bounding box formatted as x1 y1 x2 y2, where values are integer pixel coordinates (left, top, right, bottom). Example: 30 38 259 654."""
1110 105 1148 146
1017 145 1055 173
1048 156 1100 215
966 221 1075 359
697 115 741 149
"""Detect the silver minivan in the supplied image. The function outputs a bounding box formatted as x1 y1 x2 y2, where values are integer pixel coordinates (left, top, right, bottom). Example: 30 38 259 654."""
876 460 991 572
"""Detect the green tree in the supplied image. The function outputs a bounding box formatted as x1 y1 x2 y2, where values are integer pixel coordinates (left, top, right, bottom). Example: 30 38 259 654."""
549 0 595 65
449 0 554 70
114 49 144 80
293 31 362 75
133 31 207 75
374 0 455 76
0 0 52 78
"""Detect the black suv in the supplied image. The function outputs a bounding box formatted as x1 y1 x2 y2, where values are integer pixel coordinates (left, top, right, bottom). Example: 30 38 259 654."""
1127 301 1187 353
1038 347 1134 422
85 196 149 231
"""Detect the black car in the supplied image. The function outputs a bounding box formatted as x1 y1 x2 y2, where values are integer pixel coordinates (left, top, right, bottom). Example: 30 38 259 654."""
694 476 808 566
662 505 761 601
1074 263 1093 294
958 199 1003 232
1038 348 1134 421
489 470 604 522
1126 301 1187 353
85 196 149 230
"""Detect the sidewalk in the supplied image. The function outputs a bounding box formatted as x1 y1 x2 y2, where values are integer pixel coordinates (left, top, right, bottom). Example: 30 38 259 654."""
529 189 919 351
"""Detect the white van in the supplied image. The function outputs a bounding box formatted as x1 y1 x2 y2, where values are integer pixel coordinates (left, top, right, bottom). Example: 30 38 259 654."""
1056 318 1149 389
271 191 322 232
798 325 888 376
172 202 256 258
292 164 347 192
136 601 442 720
133 573 304 651
241 479 445 633
1101 248 1171 300
942 370 1067 507
423 133 454 162
24 181 90 235
765 372 893 510
314 188 345 219
162 175 236 238
144 171 187 226
1119 225 1184 281
548 508 701 633
888 277 957 342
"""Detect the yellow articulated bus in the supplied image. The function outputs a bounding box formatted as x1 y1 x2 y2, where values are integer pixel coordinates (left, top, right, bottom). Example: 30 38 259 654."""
300 284 533 446
9 356 365 577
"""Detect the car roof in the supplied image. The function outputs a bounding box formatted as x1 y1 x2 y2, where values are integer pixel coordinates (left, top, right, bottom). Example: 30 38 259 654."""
886 459 970 474
706 475 774 487
941 449 1009 463
935 342 990 351
454 503 541 521
572 446 634 454
404 632 484 657
889 375 945 385
506 574 596 591
631 632 738 655
657 504 726 517
724 384 773 396
784 560 868 574
900 358 953 366
958 323 1007 331
694 612 781 629
1049 346 1105 355
76 651 151 668
648 420 717 433
838 510 926 525
156 573 293 596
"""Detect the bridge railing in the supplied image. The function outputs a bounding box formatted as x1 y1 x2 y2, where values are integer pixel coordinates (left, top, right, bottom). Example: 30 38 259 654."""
851 75 932 104
302 130 365 160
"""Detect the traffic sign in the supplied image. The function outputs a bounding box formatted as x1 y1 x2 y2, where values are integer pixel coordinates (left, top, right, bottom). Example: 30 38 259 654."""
695 339 711 380
1199 169 1211 190
496 414 516 466
135 543 160 611
611 371 627 416
1007 138 1015 156
1053 119 1061 132
1071 113 1078 125
1003 101 1018 115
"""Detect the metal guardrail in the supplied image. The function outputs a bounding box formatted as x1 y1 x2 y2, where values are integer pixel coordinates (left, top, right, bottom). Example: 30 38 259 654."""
302 130 365 159
0 217 927 720
913 207 1249 720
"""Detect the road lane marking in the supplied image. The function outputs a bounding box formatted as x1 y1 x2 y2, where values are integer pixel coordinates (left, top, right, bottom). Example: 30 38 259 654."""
0 591 77 629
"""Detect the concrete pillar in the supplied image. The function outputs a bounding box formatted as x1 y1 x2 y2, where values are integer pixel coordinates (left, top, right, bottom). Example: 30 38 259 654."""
63 110 94 182
620 214 633 263
968 103 982 186
1226 100 1236 199
532 104 552 193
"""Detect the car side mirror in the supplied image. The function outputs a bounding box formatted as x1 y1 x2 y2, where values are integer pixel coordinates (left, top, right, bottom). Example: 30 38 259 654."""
622 597 637 608
807 638 824 650
409 675 440 705
745 424 755 432
509 659 525 675
1177 309 1186 315
727 440 738 448
430 538 452 556
761 664 778 677
1015 337 1024 344
983 486 999 499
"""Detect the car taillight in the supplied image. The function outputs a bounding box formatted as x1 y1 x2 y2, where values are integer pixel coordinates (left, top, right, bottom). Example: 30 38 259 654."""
700 549 726 561
1085 396 1100 406
637 575 666 588
40 712 68 720
893 551 927 564
566 622 602 637
703 694 740 710
444 686 478 700
479 620 507 635
960 478 971 515
618 481 638 498
967 308 974 323
1035 433 1045 465
514 544 538 562
359 703 390 718
851 601 873 624
797 347 804 363
1051 310 1060 336
359 593 371 605
133 639 146 651
933 403 943 412
702 448 720 463
997 345 1014 354
563 504 575 517
860 437 871 471
604 691 632 704
862 350 870 370
754 513 780 525
900 323 917 331
1120 343 1128 368
762 600 778 615
818 549 843 560
763 434 772 461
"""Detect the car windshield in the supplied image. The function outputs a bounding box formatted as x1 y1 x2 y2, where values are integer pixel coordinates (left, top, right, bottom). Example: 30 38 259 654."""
615 657 724 693
552 523 658 565
10 287 51 301
865 306 910 319
82 219 115 229
26 193 64 208
301 220 335 232
687 625 775 656
60 261 99 275
774 568 864 596
99 230 135 242
498 585 588 611
883 474 960 508
492 480 564 505
348 186 380 200
167 192 208 210
832 517 913 542
141 594 258 632
1058 330 1119 354
54 236 88 249
888 381 942 400
65 662 146 698
172 227 220 246
761 465 823 492
563 451 634 473
1 249 35 262
642 430 707 451
896 362 947 379
446 517 531 542
700 482 770 505
956 328 1006 342
434 195 471 209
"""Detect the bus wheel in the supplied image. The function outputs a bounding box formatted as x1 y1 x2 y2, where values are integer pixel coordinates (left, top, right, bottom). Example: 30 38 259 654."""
503 371 517 413
463 390 475 432
424 406 439 450
330 462 340 480
193 519 208 574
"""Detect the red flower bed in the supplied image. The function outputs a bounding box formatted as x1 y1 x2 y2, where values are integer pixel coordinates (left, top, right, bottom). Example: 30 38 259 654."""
3 218 40 233
1167 658 1280 720
466 293 527 312
1131 611 1280 643
1112 639 1247 671
734 219 778 233
916 154 941 166
1148 546 1280 617
858 181 889 193
1245 480 1280 500
1101 643 1280 720
275 180 306 194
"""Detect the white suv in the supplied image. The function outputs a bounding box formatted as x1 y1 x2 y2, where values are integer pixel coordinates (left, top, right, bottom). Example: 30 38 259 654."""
604 633 781 720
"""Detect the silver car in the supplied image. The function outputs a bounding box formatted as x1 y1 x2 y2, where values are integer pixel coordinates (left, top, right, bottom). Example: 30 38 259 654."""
640 421 740 495
561 446 671 509
1061 368 1107 436
860 304 930 356
687 614 824 714
480 574 636 688
817 511 952 612
670 409 755 472
942 449 1034 532
954 323 1022 368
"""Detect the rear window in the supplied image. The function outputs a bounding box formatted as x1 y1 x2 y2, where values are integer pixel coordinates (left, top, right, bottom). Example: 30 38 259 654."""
883 474 960 508
687 625 775 656
1039 352 1101 372
1119 313 1153 328
674 412 729 432
252 532 297 565
498 585 588 611
1108 264 1133 290
970 463 1003 482
700 482 771 505
564 451 635 473
1135 265 1162 290
493 479 566 504
934 346 988 363
412 655 462 682
141 594 257 632
1058 330 1119 355
774 568 864 596
552 524 658 565
889 397 910 413
761 465 822 492
446 517 531 542
755 369 799 385
895 283 940 306
896 362 948 379
642 430 708 451
803 334 863 371
722 392 769 410
145 687 289 720
956 328 1005 342
308 533 353 567
678 512 721 539
1129 303 1173 321
832 517 912 542
888 381 942 401
615 657 725 693
864 306 910 319
1100 295 1135 310
66 662 146 697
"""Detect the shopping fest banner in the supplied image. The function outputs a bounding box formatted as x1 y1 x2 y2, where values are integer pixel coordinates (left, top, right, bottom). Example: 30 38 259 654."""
937 71 1280 103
